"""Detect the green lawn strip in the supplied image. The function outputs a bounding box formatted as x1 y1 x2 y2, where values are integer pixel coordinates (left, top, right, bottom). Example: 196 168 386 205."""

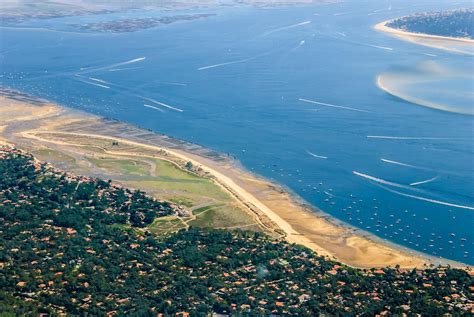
189 204 258 231
86 157 150 176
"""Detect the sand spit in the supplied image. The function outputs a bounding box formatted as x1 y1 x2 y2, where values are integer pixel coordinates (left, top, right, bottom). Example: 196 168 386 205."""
0 88 469 269
374 20 474 55
376 75 474 116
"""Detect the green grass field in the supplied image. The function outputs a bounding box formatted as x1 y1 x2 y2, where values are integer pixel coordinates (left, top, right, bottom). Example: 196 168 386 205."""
148 216 188 235
188 203 260 231
86 157 151 176
82 155 260 234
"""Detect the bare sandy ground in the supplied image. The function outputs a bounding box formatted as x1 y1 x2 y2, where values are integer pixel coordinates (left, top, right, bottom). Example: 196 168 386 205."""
1 91 469 269
374 21 474 55
375 75 473 115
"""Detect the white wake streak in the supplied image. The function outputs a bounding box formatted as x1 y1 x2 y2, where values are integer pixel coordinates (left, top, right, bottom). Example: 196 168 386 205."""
108 67 143 72
299 98 371 113
80 57 146 74
163 82 188 87
381 158 421 169
261 21 311 37
306 150 327 159
78 79 110 89
144 104 165 113
353 171 421 192
368 44 393 51
89 77 108 84
410 176 439 186
353 171 474 210
198 58 251 70
142 97 184 112
334 12 351 16
324 191 335 198
198 49 276 71
382 185 474 211
368 136 454 140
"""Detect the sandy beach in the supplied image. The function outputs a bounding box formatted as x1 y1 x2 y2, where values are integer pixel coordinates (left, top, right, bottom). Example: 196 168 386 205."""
0 88 469 269
374 20 474 55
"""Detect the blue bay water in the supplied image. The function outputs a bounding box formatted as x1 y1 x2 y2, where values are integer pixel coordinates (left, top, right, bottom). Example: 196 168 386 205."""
1 0 473 264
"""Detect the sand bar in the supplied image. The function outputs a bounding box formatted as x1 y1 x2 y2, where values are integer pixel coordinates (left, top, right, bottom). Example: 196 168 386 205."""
374 20 474 55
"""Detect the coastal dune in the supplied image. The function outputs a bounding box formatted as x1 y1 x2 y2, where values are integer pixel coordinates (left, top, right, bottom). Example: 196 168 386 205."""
0 90 466 269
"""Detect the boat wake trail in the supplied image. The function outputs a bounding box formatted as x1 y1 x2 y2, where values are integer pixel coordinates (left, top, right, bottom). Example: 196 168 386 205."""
410 176 439 186
299 98 371 113
353 171 426 193
108 67 143 72
162 82 188 87
261 21 311 37
381 158 423 169
198 49 276 71
381 185 474 211
141 97 184 112
75 77 110 89
293 40 306 50
368 44 393 51
306 150 327 160
144 104 165 113
88 77 109 84
198 58 254 70
324 191 335 198
86 82 110 89
368 136 456 140
353 171 474 210
79 57 146 74
333 12 351 16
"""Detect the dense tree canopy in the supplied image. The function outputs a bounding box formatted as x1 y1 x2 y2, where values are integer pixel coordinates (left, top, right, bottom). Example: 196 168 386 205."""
388 9 474 39
0 148 472 316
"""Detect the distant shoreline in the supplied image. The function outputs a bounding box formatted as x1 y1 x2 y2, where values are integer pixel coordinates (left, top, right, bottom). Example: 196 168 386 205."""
0 87 470 269
374 20 474 44
374 20 474 55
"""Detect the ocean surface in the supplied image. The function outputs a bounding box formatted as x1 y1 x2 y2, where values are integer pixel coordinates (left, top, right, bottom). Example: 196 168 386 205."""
1 0 473 264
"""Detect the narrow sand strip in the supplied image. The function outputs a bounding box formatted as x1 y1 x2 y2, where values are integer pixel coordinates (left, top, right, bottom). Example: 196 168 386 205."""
374 20 474 55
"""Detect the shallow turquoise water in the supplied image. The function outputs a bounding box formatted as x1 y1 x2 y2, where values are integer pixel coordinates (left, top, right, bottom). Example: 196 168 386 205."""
1 0 473 264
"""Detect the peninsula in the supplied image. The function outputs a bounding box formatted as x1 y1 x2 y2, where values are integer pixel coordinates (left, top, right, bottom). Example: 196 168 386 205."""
375 9 474 54
1 120 472 315
1 88 467 270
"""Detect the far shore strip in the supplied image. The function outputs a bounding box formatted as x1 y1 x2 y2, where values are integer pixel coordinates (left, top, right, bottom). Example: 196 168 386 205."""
374 20 474 55
374 20 474 44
